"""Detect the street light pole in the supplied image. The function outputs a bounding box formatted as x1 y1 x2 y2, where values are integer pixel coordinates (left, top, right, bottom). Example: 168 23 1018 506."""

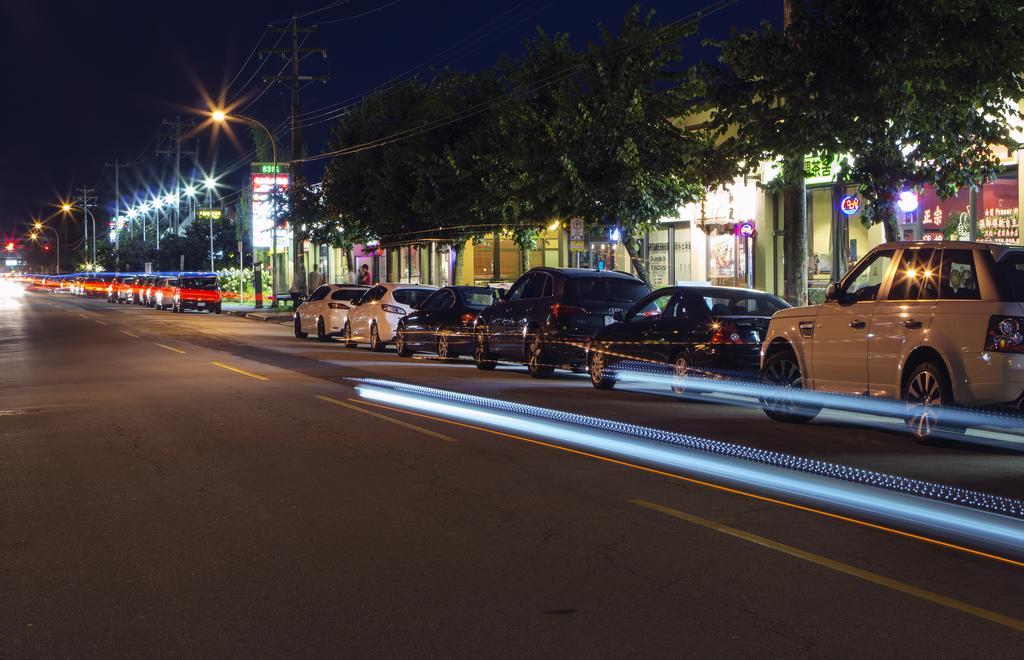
211 110 279 307
33 223 60 273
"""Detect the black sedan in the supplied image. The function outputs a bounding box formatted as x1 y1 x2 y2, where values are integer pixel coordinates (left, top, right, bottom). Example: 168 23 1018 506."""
587 285 789 390
395 286 500 358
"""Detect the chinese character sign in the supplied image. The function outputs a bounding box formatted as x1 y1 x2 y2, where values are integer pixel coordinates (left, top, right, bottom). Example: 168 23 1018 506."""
251 171 290 248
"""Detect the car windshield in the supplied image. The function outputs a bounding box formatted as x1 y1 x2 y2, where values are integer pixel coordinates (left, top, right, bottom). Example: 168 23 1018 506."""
179 277 219 290
997 253 1024 301
694 288 789 316
461 289 499 308
393 288 435 307
331 288 366 301
564 277 649 303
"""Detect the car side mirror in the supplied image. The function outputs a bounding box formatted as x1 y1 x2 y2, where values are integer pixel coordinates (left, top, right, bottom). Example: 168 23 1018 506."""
612 310 625 322
824 282 839 302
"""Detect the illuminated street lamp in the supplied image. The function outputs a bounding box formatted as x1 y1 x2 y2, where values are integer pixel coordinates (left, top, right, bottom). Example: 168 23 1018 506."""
60 201 96 271
32 220 60 273
210 108 280 307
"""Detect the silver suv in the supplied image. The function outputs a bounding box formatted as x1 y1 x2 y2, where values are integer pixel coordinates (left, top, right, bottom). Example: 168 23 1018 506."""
761 241 1024 437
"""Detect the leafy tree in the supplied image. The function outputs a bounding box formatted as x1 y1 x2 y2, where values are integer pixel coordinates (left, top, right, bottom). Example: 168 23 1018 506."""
707 0 1024 302
544 5 721 285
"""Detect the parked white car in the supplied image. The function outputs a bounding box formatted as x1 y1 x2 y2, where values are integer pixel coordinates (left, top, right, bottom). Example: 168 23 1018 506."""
760 241 1024 438
293 284 370 341
343 282 438 351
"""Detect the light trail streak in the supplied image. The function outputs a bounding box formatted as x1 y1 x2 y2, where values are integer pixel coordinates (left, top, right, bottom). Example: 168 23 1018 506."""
353 380 1024 559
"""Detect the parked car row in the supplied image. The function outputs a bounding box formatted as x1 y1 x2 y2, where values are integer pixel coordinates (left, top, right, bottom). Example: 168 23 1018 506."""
294 241 1024 440
32 271 223 313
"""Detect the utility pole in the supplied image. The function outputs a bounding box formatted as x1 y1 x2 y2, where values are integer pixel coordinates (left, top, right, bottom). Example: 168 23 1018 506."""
263 17 328 296
105 159 130 272
157 117 198 235
75 187 98 270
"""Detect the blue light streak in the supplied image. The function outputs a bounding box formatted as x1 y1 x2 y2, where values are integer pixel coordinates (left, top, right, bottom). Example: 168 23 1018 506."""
354 379 1024 557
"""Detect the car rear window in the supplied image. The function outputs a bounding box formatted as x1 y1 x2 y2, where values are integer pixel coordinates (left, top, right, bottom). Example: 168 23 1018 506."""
564 277 649 303
461 289 498 308
994 252 1024 301
393 288 435 307
331 289 365 301
693 288 789 316
179 277 219 290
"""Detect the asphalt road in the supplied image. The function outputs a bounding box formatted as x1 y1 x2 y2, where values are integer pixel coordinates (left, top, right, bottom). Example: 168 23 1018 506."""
3 287 1024 657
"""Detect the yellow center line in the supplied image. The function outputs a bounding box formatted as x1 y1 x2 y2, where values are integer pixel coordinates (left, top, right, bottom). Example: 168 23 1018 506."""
94 319 108 326
350 396 1024 570
315 395 458 443
210 361 268 381
154 343 186 354
120 329 139 338
631 498 1024 633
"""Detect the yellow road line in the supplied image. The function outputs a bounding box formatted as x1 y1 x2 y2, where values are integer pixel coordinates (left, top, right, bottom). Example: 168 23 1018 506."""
94 319 108 326
210 361 268 381
351 396 1024 570
315 395 458 443
631 498 1024 633
120 330 139 338
154 343 186 354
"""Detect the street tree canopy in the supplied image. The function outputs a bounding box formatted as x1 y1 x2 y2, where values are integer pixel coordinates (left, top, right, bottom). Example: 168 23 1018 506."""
706 0 1024 240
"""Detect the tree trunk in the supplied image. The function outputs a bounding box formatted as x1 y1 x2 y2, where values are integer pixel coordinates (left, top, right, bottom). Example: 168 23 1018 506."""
782 155 808 307
882 214 900 242
519 246 531 276
452 240 467 285
624 235 650 286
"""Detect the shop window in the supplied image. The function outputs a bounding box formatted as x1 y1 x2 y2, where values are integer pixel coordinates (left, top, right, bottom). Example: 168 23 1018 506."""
918 186 972 241
473 237 495 281
979 174 1019 245
498 237 522 280
674 233 692 284
647 229 670 287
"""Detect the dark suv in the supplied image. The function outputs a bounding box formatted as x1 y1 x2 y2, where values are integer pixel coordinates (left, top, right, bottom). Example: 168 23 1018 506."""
472 267 650 377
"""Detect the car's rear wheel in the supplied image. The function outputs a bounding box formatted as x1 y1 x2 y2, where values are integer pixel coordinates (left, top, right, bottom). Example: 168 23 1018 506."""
526 333 554 378
761 349 820 423
343 321 357 348
670 351 691 395
316 317 329 342
437 333 457 359
903 361 958 442
473 332 497 371
588 347 615 390
294 316 308 339
369 323 385 352
395 326 413 357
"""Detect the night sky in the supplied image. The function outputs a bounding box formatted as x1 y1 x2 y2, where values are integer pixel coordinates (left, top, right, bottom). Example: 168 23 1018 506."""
0 0 779 238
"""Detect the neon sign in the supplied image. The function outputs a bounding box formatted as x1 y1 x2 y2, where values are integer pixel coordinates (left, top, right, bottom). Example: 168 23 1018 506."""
840 194 861 216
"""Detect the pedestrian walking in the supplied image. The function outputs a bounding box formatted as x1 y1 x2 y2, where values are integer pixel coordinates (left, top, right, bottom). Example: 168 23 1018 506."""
359 264 372 286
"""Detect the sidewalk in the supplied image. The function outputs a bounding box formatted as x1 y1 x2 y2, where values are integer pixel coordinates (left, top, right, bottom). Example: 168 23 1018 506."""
221 302 294 323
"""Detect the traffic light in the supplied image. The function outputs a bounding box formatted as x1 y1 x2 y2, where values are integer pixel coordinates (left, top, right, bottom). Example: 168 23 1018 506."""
42 244 51 252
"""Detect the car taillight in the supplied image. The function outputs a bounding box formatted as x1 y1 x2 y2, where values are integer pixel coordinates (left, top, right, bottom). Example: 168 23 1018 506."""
460 312 477 325
381 304 406 315
986 316 1024 353
710 321 745 345
551 304 587 321
328 302 349 310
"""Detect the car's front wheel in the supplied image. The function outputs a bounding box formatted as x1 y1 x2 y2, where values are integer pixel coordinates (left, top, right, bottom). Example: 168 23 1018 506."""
316 317 329 342
761 349 820 423
437 333 457 360
343 321 357 348
294 316 308 339
395 326 413 357
588 347 615 390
